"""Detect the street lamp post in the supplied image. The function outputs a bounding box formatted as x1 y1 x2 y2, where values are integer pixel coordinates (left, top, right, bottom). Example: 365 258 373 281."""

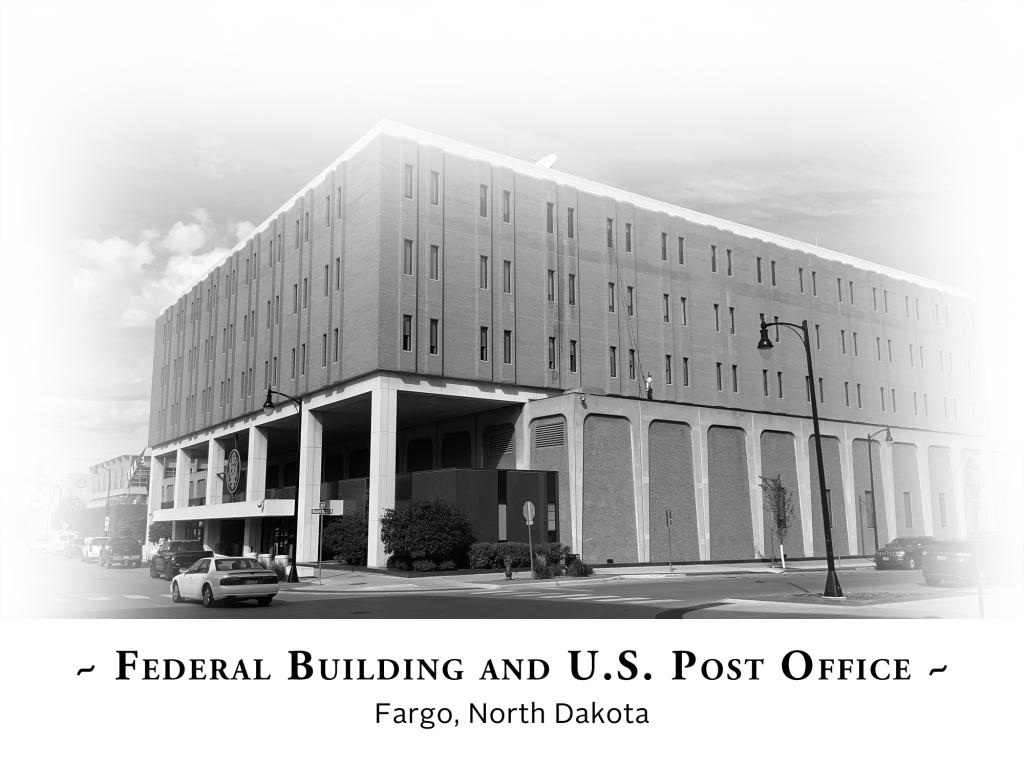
758 318 843 598
263 387 302 583
865 426 894 555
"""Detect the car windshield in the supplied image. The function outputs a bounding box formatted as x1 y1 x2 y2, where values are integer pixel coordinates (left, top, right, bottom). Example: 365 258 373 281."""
886 539 909 548
215 558 264 572
168 541 201 552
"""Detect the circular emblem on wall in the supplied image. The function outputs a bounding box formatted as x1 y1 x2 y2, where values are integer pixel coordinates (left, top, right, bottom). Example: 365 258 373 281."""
226 449 242 494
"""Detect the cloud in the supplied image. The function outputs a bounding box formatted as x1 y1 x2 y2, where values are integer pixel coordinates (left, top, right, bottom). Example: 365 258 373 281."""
234 220 255 241
160 219 207 256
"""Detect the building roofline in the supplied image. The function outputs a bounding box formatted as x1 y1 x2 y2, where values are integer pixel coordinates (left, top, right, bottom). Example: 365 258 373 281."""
162 119 966 315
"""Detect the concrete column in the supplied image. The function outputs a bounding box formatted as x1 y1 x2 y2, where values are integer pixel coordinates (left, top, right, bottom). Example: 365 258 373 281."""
204 519 221 551
879 439 898 542
247 426 268 503
916 440 934 535
296 407 324 565
173 448 190 508
949 445 968 538
569 397 585 556
243 518 261 557
206 440 225 506
837 424 859 554
367 382 398 568
746 414 765 558
793 420 815 556
693 408 710 560
632 400 650 563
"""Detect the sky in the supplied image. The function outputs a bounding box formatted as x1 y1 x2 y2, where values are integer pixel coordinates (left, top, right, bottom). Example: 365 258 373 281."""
0 0 1022 500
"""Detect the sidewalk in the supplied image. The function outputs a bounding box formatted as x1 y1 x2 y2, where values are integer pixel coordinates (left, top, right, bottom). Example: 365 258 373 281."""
281 557 877 594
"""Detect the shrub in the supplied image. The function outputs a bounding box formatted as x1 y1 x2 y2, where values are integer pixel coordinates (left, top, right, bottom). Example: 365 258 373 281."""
437 559 457 571
321 512 368 565
386 554 412 571
412 558 436 572
468 542 498 569
495 541 532 568
566 559 593 577
381 499 474 565
532 552 552 579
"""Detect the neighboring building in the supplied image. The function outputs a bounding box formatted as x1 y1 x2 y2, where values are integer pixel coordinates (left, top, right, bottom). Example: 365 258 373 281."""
85 453 149 540
147 121 992 567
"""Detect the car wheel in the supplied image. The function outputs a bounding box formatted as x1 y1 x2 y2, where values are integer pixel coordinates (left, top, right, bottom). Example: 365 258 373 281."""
256 596 273 607
171 582 182 603
924 573 943 587
906 557 917 570
202 585 216 608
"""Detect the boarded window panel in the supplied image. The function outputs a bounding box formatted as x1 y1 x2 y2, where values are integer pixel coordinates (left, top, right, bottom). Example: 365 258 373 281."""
534 422 565 448
485 424 515 457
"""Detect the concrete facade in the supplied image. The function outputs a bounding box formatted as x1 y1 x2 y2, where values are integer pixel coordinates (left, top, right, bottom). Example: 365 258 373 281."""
146 122 994 567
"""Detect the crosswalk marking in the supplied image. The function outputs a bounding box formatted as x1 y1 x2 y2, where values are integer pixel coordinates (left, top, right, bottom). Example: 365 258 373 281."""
123 595 151 600
593 596 652 603
83 596 110 601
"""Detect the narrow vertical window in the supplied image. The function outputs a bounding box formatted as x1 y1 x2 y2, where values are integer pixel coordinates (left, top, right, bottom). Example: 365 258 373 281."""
608 282 616 313
711 245 717 272
665 355 673 384
292 283 298 313
884 289 889 312
714 303 720 332
626 286 634 316
547 270 555 301
547 337 556 370
732 365 739 393
729 306 735 334
403 239 413 275
546 202 554 234
569 340 577 372
880 386 886 411
913 391 919 415
837 277 843 302
606 218 614 248
430 171 439 205
678 236 685 265
727 249 733 276
892 388 897 413
777 371 784 398
479 255 489 289
716 362 723 391
325 195 331 226
812 271 817 296
502 190 511 223
609 346 617 377
663 294 670 323
887 339 893 363
335 257 341 290
404 163 413 199
873 287 878 310
815 324 821 350
853 332 858 356
756 257 762 283
503 260 512 294
430 245 439 280
323 265 329 296
304 211 309 242
818 378 824 403
479 184 488 217
333 328 339 362
857 383 863 408
625 223 632 252
771 260 777 286
300 344 306 375
682 357 690 386
799 267 805 293
628 349 636 380
429 319 438 355
321 333 327 367
479 327 489 361
661 232 668 261
568 273 576 305
841 329 847 355
567 208 575 238
504 330 513 365
844 382 850 407
402 315 412 351
680 297 687 325
303 278 308 308
762 369 769 397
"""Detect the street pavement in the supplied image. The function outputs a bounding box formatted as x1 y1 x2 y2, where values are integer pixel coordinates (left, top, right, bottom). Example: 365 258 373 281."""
15 554 1019 619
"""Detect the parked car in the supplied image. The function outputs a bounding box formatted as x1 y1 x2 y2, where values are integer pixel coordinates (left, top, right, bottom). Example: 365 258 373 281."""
81 537 110 563
98 537 142 568
874 536 935 570
922 534 1009 587
63 537 85 558
171 556 279 607
149 540 213 581
51 531 80 555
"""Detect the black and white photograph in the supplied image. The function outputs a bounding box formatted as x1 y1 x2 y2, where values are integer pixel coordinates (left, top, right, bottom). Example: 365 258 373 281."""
1 0 1022 762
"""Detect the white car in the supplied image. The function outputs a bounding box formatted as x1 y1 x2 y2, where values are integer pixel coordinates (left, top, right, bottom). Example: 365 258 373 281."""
171 556 279 608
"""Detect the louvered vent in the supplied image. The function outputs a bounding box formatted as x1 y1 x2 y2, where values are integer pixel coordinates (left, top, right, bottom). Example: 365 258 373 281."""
534 421 565 448
486 424 515 456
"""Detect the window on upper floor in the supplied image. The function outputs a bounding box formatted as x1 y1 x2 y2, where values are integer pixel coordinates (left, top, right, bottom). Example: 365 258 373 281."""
404 164 413 199
479 184 488 217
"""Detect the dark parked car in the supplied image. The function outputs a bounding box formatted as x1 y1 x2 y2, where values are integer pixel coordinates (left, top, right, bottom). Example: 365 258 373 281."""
922 535 1009 587
150 540 214 581
874 536 935 570
99 537 142 568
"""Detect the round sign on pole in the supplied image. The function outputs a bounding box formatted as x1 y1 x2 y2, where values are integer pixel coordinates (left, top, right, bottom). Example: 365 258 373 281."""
226 449 242 494
523 501 535 525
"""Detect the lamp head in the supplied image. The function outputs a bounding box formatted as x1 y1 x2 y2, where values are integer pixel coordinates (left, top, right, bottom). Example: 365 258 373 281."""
262 388 275 417
757 320 774 352
883 427 894 444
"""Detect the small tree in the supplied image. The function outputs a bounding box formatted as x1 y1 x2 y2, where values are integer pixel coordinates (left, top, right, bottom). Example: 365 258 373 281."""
321 512 368 565
380 499 474 567
148 521 172 544
760 474 795 570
